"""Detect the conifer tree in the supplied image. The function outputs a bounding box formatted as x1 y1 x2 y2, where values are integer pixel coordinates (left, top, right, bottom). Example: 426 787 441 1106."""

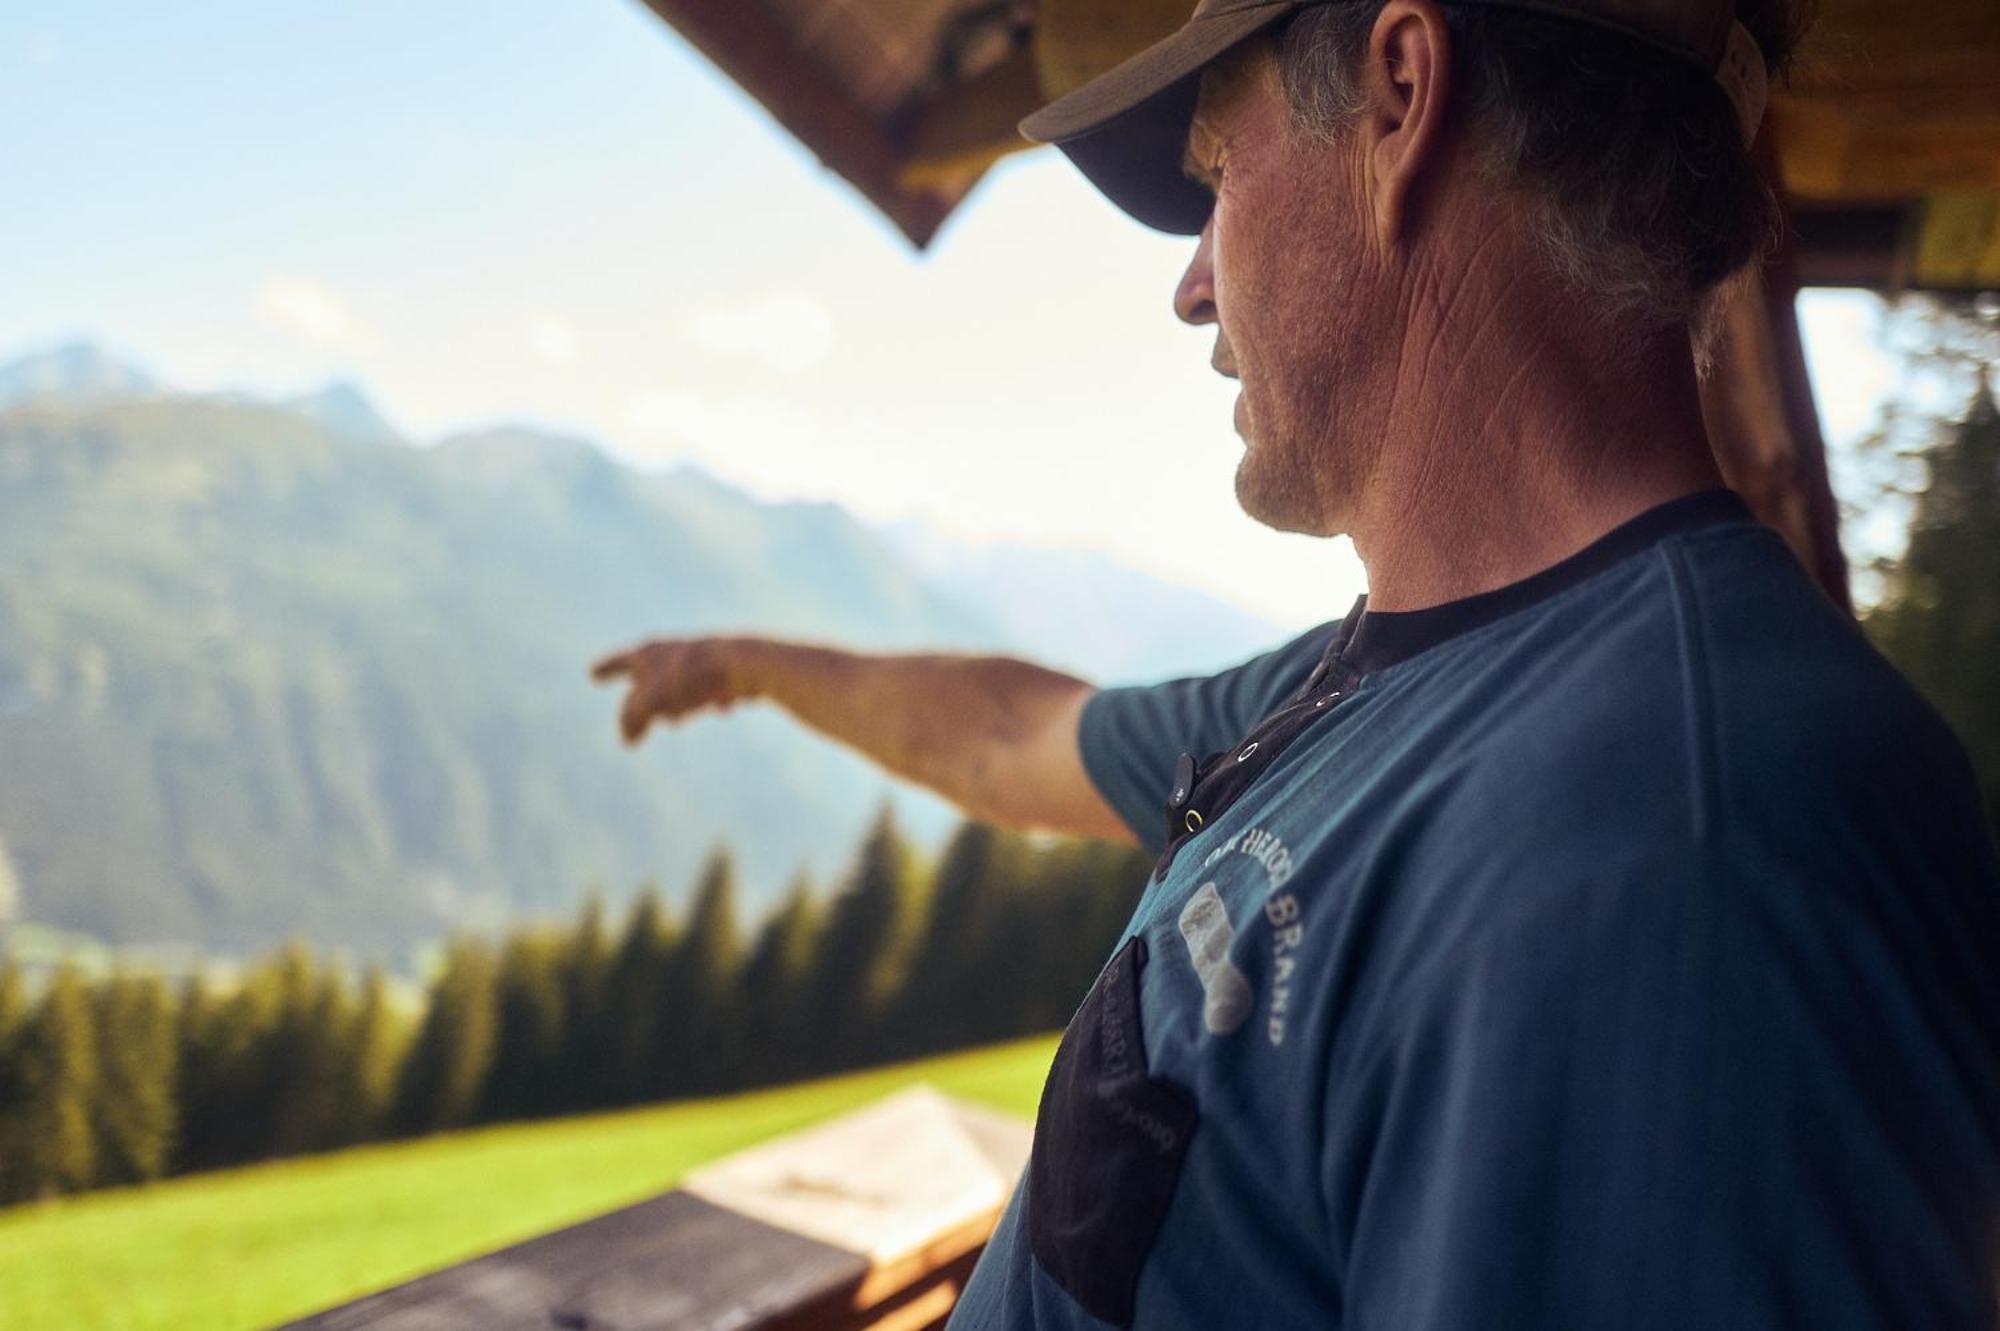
172 976 233 1172
559 894 615 1110
806 805 925 1068
736 874 821 1087
893 823 1018 1055
202 950 294 1165
0 958 21 1053
174 967 301 1171
263 947 357 1157
337 964 408 1143
658 849 745 1095
1868 378 2000 829
13 967 100 1198
1022 838 1151 1030
396 938 500 1133
91 972 180 1185
0 958 28 1201
973 832 1065 1041
605 890 677 1104
483 931 569 1120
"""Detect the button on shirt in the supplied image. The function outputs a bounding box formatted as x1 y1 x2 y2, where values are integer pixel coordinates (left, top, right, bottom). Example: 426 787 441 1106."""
948 491 2000 1331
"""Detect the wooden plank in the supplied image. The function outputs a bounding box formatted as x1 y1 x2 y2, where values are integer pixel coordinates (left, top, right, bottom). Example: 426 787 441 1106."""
1914 195 2000 289
679 1088 1027 1264
284 1091 1033 1331
855 1275 962 1331
283 1190 870 1331
761 1245 982 1331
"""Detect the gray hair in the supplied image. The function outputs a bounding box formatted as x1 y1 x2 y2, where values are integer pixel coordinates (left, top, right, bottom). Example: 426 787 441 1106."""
1274 2 1812 343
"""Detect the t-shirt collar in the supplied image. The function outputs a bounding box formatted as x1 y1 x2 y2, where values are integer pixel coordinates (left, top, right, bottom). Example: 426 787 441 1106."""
1328 488 1755 678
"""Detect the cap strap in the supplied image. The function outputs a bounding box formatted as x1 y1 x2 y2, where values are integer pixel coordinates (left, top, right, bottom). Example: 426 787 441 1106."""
1716 20 1768 147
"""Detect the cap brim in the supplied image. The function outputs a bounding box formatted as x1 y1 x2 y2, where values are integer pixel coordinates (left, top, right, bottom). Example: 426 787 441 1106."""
1020 2 1297 236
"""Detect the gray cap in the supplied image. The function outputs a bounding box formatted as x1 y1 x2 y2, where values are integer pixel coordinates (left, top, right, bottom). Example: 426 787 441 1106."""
1020 0 1765 234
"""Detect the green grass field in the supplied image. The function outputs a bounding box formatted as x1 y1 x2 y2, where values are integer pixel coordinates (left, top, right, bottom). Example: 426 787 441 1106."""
0 1035 1058 1331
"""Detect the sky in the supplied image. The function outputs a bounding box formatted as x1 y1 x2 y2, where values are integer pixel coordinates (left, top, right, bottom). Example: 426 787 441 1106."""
0 0 1897 630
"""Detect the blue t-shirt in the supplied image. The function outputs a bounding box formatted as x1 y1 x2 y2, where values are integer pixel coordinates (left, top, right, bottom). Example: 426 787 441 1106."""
950 492 2000 1331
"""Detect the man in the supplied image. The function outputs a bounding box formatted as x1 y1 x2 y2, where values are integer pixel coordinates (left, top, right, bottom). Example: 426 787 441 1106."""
595 0 2000 1325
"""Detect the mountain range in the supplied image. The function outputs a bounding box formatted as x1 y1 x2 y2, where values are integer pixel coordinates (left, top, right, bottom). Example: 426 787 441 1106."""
0 345 1282 962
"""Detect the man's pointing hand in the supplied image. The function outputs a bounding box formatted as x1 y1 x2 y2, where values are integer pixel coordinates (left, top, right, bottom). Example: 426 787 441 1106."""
590 637 743 746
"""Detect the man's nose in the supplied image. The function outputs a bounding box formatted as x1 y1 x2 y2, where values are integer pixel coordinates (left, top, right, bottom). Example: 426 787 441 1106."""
1174 221 1218 327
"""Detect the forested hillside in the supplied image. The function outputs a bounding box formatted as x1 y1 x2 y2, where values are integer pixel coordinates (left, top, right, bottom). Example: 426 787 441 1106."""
0 375 999 957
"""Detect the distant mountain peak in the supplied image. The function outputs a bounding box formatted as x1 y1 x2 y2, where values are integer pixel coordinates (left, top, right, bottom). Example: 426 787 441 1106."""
0 342 157 409
287 379 403 446
876 520 1286 684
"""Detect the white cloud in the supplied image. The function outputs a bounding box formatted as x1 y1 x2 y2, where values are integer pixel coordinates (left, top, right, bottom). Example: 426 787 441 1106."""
527 317 582 366
258 274 366 350
689 292 834 374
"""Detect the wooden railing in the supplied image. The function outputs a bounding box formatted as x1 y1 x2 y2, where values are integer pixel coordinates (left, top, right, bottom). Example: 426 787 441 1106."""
286 1088 1031 1331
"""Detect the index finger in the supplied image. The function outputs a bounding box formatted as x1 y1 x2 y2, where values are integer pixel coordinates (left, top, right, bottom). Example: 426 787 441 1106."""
590 649 637 683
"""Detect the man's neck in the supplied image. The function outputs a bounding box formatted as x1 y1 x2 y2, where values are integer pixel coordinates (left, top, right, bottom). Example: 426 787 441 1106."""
1347 262 1724 613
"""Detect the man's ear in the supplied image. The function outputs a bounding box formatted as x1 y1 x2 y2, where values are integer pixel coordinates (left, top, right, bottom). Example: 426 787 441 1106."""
1362 0 1454 248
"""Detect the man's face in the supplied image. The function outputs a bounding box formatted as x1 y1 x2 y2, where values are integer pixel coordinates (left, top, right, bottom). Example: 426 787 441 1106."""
1176 46 1392 538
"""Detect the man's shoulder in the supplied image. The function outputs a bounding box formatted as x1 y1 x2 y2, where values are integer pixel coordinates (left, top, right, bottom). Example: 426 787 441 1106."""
1517 523 1955 773
1668 523 1973 800
1415 522 1984 863
1357 525 1998 1010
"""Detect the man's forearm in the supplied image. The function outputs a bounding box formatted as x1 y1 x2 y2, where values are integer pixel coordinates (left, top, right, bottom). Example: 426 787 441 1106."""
725 641 1129 841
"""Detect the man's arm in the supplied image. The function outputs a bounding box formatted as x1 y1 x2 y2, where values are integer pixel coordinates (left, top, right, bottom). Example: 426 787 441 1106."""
591 636 1135 844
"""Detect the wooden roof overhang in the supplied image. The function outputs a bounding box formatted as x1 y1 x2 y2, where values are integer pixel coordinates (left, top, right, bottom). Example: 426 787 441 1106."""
637 0 2000 611
643 0 2000 283
1780 0 2000 290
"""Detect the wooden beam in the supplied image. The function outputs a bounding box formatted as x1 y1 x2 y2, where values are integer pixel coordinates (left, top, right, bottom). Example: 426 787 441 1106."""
633 0 2000 254
1773 0 2000 204
1701 145 1853 613
1773 97 2000 203
1790 204 1915 289
1914 195 2000 289
637 0 959 247
1033 0 1192 100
